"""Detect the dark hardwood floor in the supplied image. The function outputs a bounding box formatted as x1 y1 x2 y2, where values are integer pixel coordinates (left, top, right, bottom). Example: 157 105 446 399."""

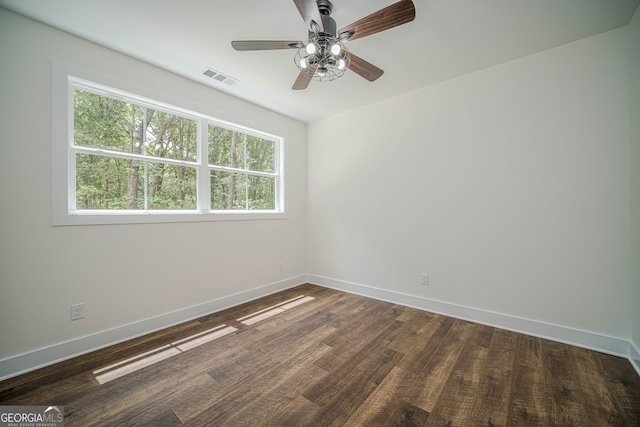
1 284 639 426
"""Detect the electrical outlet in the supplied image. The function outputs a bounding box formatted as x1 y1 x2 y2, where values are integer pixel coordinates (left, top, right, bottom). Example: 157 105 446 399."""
420 273 429 286
71 303 85 320
279 262 285 272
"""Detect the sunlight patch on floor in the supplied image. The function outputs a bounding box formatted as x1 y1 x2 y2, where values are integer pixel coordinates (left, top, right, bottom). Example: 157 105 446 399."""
93 344 174 375
238 295 315 325
94 346 181 384
93 294 316 384
94 324 237 384
174 326 237 352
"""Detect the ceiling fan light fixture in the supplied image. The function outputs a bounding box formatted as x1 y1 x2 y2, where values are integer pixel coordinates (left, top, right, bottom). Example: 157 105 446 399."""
306 42 317 54
294 35 349 83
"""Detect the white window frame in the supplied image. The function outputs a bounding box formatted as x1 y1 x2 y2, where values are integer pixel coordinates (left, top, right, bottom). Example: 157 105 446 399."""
52 62 285 226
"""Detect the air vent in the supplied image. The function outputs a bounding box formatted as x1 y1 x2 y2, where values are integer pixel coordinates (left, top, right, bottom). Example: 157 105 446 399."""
201 68 240 86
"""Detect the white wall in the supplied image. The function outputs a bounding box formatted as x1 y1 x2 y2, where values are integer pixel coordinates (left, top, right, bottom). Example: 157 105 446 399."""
307 27 632 341
0 9 306 375
630 7 640 365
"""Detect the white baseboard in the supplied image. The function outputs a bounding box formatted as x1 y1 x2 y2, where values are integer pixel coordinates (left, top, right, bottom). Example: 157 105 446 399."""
3 275 638 382
306 274 638 373
630 341 640 376
0 275 306 381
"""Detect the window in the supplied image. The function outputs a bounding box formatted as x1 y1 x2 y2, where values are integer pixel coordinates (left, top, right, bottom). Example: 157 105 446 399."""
208 124 278 211
72 88 200 211
53 63 284 225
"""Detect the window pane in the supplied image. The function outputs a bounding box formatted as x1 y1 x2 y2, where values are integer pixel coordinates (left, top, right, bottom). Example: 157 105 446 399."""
207 126 234 167
74 90 198 162
75 153 142 209
210 171 275 210
74 91 135 154
147 163 197 209
245 134 275 173
208 125 275 173
147 113 198 163
75 153 196 210
248 174 276 210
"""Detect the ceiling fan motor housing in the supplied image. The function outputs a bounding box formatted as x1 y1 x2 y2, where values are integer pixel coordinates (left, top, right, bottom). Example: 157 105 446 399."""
313 0 336 37
317 0 333 16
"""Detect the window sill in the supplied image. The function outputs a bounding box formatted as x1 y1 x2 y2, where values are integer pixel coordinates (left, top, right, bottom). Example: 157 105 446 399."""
53 210 287 226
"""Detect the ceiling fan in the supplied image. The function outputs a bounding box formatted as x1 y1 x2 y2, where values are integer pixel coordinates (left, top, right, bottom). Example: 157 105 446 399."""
231 0 416 90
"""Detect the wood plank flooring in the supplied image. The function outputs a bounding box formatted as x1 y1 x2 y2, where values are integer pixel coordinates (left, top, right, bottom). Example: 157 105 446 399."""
1 284 639 426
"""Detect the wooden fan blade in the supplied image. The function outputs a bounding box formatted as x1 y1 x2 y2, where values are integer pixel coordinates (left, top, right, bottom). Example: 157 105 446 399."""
292 66 317 90
293 0 324 32
231 40 303 51
348 53 384 82
338 0 415 42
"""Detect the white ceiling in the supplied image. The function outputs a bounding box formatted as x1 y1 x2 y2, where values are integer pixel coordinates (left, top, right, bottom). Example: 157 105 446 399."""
1 0 638 123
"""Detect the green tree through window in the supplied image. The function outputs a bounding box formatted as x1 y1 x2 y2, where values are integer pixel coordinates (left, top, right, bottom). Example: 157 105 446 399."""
208 126 276 210
69 80 281 216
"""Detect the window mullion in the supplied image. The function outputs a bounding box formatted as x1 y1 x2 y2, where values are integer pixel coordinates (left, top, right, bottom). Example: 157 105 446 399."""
275 139 283 212
72 146 196 168
207 165 276 178
197 119 210 212
68 81 77 211
143 107 149 210
243 134 248 209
